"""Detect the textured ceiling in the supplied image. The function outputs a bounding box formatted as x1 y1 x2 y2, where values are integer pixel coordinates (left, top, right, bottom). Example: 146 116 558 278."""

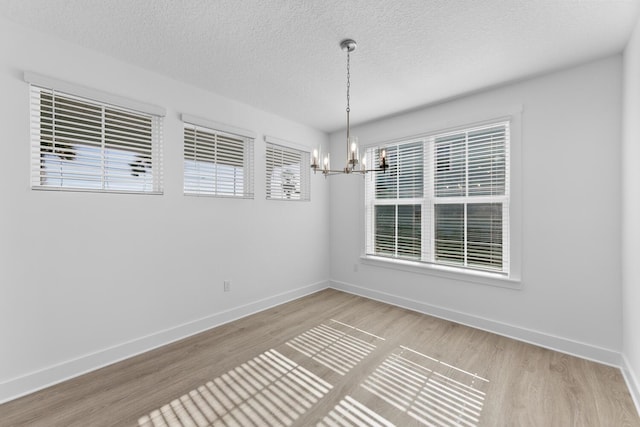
1 0 638 132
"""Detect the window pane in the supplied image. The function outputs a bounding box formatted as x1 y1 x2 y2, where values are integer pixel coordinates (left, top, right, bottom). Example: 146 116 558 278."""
41 146 102 189
398 142 423 198
397 205 421 259
374 204 421 258
435 133 466 197
375 141 423 199
375 205 396 255
435 204 464 264
467 203 503 269
468 126 506 196
375 141 424 199
375 146 398 199
104 108 154 192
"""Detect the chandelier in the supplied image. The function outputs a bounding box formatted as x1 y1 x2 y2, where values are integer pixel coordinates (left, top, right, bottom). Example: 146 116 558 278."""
311 39 389 176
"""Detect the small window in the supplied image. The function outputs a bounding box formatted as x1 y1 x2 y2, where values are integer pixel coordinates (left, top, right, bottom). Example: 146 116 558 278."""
265 138 310 201
29 86 163 193
183 122 254 198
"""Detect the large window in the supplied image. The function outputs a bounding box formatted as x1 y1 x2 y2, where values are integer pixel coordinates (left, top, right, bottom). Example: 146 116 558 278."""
29 84 163 193
183 121 254 198
265 138 310 201
365 122 509 275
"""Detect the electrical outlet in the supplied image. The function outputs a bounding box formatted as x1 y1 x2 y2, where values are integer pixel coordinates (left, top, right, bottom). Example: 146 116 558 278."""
353 263 359 272
223 280 231 292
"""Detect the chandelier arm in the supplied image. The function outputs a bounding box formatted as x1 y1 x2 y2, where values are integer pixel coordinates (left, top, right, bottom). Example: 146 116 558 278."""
314 166 388 175
322 170 352 176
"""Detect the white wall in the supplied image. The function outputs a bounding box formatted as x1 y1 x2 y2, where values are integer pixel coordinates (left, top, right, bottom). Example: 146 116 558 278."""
0 17 330 402
330 56 623 364
623 14 640 411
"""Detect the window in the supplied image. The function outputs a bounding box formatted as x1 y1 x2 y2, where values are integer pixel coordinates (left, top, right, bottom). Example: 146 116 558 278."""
28 81 163 194
183 119 254 198
365 122 510 275
265 137 310 201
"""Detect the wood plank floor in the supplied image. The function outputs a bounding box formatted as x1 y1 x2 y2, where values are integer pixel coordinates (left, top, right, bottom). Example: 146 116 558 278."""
1 289 638 426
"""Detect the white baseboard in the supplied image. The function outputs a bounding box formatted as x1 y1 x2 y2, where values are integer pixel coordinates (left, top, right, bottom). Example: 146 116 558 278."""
330 280 622 367
0 280 328 405
622 354 640 417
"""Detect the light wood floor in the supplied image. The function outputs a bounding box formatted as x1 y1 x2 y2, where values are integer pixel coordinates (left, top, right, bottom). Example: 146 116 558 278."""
1 289 638 426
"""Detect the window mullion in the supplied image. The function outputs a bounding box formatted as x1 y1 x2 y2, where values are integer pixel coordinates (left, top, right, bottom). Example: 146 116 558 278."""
464 131 469 267
213 133 219 193
396 143 401 258
394 204 399 258
464 203 468 268
52 91 58 186
425 138 433 264
101 105 106 190
194 128 199 187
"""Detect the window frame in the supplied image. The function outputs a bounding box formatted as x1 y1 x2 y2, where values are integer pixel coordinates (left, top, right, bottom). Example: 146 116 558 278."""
363 115 521 288
182 114 255 199
26 72 165 195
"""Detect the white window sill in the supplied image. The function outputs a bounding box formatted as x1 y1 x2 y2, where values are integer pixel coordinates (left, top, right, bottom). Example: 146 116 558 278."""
32 186 163 195
360 255 522 290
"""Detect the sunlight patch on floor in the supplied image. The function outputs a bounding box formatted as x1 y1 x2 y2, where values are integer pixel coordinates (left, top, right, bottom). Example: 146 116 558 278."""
286 319 385 375
361 346 489 427
318 395 395 427
138 349 332 427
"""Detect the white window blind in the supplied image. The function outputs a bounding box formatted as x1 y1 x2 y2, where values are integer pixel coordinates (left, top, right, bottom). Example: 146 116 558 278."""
365 122 510 275
265 139 310 201
29 85 163 193
433 124 508 271
183 122 254 198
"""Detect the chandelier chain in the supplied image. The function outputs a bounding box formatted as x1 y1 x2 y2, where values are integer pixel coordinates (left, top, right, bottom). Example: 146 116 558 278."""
346 50 351 113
